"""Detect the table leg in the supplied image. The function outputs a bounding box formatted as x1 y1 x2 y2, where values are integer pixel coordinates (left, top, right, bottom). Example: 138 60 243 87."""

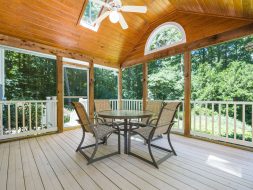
124 119 128 154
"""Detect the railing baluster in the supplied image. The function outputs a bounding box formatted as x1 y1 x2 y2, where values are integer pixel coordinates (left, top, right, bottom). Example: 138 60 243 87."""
0 103 2 136
226 103 228 140
177 106 180 129
212 103 214 135
8 104 11 134
205 103 208 132
219 103 221 136
22 103 25 131
242 104 245 141
182 102 184 130
199 103 202 132
234 103 237 140
41 102 43 129
193 102 196 132
252 104 253 143
15 104 18 133
35 102 38 131
29 103 32 131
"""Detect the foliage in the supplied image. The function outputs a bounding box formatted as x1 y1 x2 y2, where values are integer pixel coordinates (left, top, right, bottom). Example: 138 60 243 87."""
94 68 118 99
64 67 87 97
149 26 183 51
82 0 104 26
122 64 143 99
148 55 184 100
4 50 56 100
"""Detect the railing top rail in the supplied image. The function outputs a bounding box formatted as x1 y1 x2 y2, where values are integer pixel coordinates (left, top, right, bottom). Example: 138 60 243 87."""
0 100 58 104
64 96 87 99
191 100 253 105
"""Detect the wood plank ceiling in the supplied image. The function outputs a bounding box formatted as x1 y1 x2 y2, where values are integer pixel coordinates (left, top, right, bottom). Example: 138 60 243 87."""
0 0 252 68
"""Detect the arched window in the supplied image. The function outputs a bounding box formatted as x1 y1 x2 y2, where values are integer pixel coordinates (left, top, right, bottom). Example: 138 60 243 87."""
145 22 186 55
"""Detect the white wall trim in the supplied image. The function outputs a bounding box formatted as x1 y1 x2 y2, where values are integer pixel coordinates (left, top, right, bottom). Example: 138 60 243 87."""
0 45 56 59
63 57 89 67
144 22 187 55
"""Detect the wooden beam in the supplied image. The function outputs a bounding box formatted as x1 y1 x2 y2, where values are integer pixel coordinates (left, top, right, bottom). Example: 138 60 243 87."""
142 62 148 111
56 56 64 133
0 34 118 69
89 60 95 122
184 52 191 137
122 23 253 67
76 0 89 25
118 69 122 110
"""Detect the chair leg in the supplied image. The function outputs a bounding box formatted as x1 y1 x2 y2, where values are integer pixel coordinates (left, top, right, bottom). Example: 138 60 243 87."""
147 139 158 168
102 136 107 145
88 138 99 165
167 132 177 156
128 130 131 154
76 131 85 152
118 130 121 154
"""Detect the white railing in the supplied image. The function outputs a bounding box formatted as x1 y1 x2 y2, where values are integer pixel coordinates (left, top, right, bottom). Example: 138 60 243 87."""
109 99 184 132
110 99 119 110
109 99 253 147
109 99 143 111
191 100 253 147
122 99 143 110
0 99 57 140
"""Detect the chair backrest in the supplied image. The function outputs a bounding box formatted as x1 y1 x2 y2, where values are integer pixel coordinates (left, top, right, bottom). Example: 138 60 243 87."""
146 100 163 116
154 102 181 135
94 100 112 112
72 102 92 133
142 100 163 124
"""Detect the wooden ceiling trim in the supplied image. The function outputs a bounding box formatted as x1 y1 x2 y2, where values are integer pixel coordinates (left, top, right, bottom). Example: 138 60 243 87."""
122 22 253 67
0 34 119 68
176 10 253 21
77 0 88 25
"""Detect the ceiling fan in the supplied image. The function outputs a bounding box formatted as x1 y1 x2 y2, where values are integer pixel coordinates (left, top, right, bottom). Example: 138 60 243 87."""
92 0 147 30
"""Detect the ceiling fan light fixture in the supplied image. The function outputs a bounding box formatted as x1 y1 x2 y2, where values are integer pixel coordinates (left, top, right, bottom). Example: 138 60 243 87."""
109 11 120 23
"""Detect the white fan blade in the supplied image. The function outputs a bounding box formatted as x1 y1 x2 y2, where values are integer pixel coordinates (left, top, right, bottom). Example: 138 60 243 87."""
94 11 110 24
121 6 147 13
92 0 111 9
118 13 128 30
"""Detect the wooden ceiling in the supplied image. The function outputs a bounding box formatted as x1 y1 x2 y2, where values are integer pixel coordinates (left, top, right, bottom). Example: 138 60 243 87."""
0 0 252 68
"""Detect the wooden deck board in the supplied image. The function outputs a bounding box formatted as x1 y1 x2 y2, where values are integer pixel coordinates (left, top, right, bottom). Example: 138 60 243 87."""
0 128 253 190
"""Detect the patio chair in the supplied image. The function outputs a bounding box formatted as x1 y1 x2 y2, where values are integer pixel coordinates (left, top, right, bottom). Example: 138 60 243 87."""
72 102 121 165
128 102 181 168
94 100 113 124
139 100 163 126
131 100 163 142
95 99 125 129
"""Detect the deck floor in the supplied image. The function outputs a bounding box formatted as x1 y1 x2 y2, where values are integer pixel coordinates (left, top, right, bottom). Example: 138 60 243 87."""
0 129 253 190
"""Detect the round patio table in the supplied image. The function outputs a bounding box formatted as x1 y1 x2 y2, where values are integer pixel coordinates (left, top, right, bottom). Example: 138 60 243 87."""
98 110 153 154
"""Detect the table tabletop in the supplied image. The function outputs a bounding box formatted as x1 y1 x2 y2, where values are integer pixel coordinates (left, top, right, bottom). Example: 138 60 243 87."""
98 110 153 119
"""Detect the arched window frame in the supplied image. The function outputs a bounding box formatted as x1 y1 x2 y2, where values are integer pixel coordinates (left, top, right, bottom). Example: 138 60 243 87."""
144 22 186 55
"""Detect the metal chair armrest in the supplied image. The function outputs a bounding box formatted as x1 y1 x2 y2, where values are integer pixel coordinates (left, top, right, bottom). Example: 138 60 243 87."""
148 118 158 125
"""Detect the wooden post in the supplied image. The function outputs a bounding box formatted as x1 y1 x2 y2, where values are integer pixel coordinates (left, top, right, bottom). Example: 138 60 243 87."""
184 52 191 137
118 68 122 110
89 60 94 122
56 56 64 133
142 62 148 111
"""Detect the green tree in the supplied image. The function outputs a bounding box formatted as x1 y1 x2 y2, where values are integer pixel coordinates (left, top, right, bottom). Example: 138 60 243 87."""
94 68 118 99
